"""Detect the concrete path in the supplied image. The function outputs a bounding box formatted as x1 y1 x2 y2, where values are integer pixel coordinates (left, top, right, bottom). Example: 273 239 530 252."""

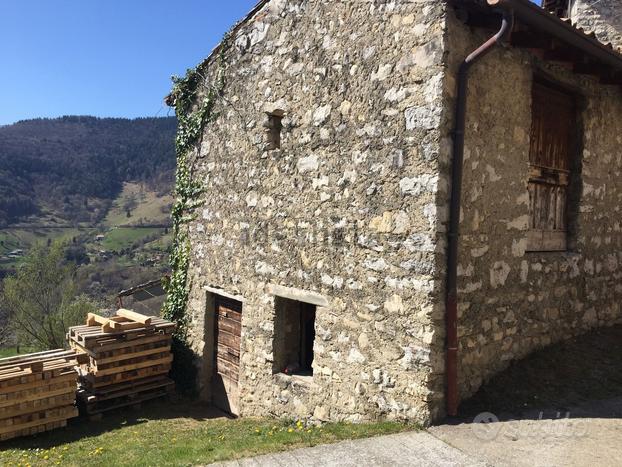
212 431 487 467
213 398 622 466
430 397 622 467
430 416 622 467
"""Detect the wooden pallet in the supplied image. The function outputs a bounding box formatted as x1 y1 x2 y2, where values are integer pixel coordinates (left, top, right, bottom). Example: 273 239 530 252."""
68 309 176 418
77 377 175 416
68 325 174 347
0 349 85 441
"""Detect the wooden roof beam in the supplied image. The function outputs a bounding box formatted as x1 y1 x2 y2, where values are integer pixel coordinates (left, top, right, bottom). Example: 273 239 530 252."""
510 30 553 50
600 72 622 86
573 60 610 77
542 40 582 64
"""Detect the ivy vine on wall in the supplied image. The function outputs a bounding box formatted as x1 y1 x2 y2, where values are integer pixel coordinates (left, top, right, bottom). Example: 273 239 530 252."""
162 32 232 392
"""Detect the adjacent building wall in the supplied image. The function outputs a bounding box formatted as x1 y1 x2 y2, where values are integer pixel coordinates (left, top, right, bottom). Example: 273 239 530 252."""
571 0 622 49
184 0 452 424
444 9 622 400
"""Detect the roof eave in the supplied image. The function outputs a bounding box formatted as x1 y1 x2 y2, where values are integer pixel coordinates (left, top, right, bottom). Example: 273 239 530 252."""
488 0 622 72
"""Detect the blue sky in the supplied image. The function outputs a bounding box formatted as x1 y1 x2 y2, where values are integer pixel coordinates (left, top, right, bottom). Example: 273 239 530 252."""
1 1 545 126
0 1 257 125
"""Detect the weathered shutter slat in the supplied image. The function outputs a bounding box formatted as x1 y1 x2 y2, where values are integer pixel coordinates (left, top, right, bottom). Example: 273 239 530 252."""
527 81 575 251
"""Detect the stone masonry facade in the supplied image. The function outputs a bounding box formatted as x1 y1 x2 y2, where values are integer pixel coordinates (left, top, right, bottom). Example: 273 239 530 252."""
181 0 622 425
185 0 450 425
571 0 622 49
444 5 622 400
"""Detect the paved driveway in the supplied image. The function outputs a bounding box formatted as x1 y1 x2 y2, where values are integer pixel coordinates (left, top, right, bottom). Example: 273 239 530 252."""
212 431 485 466
430 397 622 467
213 398 622 466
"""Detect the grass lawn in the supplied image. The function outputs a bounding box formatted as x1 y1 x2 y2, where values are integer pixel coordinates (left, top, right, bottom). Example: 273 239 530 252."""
101 228 163 253
0 399 417 466
0 347 20 358
0 347 36 359
0 228 85 256
103 182 172 227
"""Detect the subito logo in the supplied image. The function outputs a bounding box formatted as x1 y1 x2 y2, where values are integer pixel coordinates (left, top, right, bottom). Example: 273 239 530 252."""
471 412 501 441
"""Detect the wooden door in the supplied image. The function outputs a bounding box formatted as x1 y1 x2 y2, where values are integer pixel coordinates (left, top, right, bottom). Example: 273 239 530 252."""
212 296 242 415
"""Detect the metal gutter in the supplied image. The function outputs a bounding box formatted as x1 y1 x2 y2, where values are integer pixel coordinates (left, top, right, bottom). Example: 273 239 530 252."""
446 8 515 418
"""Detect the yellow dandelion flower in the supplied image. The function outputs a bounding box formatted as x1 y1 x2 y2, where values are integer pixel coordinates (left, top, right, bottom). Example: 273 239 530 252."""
43 456 49 460
287 428 294 433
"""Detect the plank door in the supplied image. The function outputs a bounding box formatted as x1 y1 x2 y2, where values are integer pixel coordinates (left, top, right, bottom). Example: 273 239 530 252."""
212 296 242 415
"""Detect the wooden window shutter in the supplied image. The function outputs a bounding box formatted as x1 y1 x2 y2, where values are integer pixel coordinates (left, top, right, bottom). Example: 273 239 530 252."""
527 81 576 252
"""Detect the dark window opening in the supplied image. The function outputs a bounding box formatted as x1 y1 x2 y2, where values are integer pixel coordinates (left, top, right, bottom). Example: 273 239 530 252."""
273 297 316 376
265 111 284 150
542 0 569 18
527 76 580 252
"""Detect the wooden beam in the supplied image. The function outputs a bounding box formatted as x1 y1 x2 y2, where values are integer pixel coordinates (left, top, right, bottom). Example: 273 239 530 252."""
511 31 552 50
573 61 609 77
542 42 581 64
116 309 152 325
87 313 111 327
600 72 622 85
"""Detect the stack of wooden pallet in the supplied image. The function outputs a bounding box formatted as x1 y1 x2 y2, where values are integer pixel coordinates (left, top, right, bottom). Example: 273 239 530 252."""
67 309 176 418
0 349 87 441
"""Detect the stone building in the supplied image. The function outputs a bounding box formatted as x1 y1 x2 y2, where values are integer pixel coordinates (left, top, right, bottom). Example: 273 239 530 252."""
173 0 622 425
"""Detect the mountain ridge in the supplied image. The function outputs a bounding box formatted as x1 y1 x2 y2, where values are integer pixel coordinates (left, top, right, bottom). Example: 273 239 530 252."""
0 115 177 227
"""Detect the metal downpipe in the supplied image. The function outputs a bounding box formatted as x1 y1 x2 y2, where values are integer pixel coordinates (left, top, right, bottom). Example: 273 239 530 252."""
446 9 515 418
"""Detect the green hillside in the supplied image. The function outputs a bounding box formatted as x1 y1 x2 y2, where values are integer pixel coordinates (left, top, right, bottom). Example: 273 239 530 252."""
0 116 176 301
0 116 176 227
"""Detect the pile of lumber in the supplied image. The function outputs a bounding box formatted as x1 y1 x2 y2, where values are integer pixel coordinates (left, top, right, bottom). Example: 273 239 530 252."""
0 349 87 441
67 309 176 418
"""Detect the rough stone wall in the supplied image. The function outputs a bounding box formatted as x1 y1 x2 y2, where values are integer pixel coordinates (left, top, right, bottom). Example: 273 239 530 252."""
571 0 622 49
184 0 451 424
444 11 622 400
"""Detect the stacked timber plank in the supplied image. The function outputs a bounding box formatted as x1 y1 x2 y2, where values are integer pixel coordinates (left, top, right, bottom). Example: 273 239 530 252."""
67 309 176 417
0 349 87 441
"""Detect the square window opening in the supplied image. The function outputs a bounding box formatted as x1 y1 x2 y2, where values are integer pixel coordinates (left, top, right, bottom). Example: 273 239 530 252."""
273 297 316 376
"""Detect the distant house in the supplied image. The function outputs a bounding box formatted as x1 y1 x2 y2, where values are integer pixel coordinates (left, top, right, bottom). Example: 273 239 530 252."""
175 0 622 425
95 234 106 242
97 250 112 260
8 249 24 257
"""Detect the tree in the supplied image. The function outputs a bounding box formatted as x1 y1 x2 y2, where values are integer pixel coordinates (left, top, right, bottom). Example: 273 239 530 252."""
1 242 96 350
123 193 138 218
0 302 10 347
65 245 90 266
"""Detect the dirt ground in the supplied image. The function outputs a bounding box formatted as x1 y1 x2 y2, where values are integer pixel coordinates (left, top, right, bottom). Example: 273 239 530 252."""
430 325 622 467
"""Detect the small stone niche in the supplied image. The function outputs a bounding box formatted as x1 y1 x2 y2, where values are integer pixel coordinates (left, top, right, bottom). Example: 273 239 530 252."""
273 297 316 376
264 110 284 150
